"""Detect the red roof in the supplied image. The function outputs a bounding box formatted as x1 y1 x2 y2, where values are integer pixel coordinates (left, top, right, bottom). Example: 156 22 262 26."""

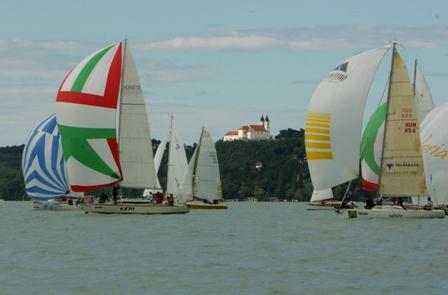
224 130 238 136
249 124 266 132
239 125 250 131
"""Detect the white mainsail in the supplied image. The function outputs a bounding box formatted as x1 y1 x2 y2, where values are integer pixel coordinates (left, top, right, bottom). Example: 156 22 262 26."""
414 60 435 123
166 116 188 196
305 48 388 202
154 137 167 190
379 49 427 196
118 43 157 189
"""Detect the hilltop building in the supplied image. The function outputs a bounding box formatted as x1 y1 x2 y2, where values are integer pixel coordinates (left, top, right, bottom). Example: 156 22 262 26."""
224 115 271 141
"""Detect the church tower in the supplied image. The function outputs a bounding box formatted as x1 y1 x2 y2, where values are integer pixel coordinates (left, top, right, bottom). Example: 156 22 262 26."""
264 115 270 131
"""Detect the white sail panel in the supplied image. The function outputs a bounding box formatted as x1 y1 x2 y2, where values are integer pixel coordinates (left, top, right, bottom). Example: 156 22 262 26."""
420 103 448 205
414 61 435 123
310 188 333 202
193 128 223 201
379 50 427 196
166 117 188 196
305 48 388 194
179 146 197 203
119 44 157 189
153 137 167 190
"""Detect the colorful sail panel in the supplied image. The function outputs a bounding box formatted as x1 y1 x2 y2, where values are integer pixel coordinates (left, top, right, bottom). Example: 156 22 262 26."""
305 48 388 201
379 50 427 196
56 42 123 192
360 103 386 192
22 114 69 200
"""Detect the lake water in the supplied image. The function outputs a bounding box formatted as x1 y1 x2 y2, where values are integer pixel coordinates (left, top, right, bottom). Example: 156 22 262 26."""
0 201 447 295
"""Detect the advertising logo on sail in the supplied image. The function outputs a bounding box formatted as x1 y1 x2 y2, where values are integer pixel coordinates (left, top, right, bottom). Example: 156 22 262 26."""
326 62 348 81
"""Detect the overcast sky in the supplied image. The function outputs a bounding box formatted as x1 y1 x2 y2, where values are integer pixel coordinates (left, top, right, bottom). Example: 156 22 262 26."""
1 0 448 145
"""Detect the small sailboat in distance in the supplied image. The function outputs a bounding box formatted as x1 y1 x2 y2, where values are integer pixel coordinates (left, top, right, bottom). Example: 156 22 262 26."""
22 114 81 210
56 40 188 214
181 127 227 209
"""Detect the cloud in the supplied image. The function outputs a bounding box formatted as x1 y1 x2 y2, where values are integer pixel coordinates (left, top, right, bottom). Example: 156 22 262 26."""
0 39 85 51
140 25 448 51
142 35 349 50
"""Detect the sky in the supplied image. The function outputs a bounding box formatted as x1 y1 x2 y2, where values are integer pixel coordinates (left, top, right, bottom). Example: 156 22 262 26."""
1 0 448 145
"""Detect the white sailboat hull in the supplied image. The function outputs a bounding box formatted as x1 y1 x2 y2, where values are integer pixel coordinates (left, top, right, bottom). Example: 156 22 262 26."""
32 200 81 211
346 206 445 219
81 203 189 214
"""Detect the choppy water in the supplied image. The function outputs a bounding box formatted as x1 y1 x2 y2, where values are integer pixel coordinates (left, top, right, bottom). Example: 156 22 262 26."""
0 201 447 295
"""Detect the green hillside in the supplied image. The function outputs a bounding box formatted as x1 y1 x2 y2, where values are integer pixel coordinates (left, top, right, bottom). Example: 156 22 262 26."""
1 128 364 201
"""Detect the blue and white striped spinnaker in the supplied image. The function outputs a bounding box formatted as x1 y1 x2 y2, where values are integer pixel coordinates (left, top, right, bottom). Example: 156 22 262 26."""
22 114 69 200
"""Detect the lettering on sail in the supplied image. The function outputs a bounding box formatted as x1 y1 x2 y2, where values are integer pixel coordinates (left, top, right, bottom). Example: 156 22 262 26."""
421 134 448 160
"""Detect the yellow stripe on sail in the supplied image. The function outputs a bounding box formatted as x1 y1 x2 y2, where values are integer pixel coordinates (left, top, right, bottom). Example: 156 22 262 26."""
305 128 330 135
305 122 330 128
305 142 332 149
305 134 331 141
306 151 333 160
306 112 331 119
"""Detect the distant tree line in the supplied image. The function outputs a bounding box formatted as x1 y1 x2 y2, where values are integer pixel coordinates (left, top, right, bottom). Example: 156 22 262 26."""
0 128 367 201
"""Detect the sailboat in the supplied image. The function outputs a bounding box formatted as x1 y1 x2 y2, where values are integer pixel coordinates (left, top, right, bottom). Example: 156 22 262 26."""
22 114 81 210
55 40 189 214
348 44 444 219
305 47 388 210
181 127 227 209
143 116 188 201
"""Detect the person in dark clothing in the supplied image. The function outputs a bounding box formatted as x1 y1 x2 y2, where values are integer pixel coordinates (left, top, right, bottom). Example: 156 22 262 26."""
112 184 120 203
397 198 407 210
365 196 375 209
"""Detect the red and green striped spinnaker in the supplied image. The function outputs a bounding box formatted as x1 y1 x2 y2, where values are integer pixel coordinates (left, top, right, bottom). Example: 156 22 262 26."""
56 42 123 192
360 103 386 192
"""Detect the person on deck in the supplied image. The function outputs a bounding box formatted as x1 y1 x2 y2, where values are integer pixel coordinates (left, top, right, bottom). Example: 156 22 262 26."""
397 198 407 210
112 183 120 203
167 194 174 206
424 197 434 210
365 196 375 209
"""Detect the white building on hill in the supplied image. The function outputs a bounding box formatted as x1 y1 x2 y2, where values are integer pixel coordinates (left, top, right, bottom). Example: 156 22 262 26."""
224 115 271 141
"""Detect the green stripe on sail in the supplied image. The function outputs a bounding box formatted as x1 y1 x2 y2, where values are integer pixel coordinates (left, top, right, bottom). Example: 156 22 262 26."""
71 44 115 92
58 124 120 179
360 103 387 174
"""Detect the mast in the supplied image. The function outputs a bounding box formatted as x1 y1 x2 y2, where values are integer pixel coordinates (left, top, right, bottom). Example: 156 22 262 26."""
413 58 417 96
117 39 127 147
377 43 396 197
167 115 174 192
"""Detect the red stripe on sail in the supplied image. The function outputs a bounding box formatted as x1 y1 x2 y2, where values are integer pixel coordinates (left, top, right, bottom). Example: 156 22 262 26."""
71 180 121 193
56 92 118 109
103 42 122 103
362 178 377 192
107 138 123 181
